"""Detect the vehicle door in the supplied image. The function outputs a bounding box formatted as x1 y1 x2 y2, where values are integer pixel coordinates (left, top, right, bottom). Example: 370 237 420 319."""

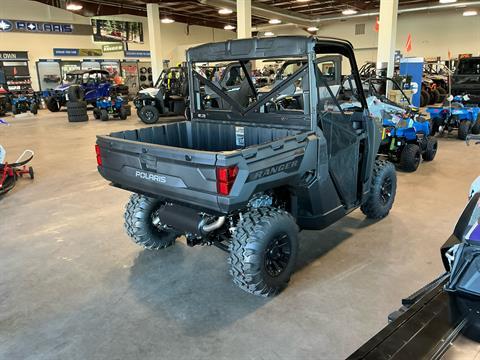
315 53 371 207
82 72 98 101
95 72 111 98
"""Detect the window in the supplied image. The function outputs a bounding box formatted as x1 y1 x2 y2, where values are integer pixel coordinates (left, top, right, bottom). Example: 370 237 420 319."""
256 73 308 114
192 58 310 117
315 54 364 114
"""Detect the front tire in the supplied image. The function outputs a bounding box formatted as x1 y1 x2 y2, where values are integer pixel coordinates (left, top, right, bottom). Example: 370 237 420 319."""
458 120 471 140
138 105 160 124
93 108 101 120
100 109 109 121
119 107 128 120
124 193 177 250
46 97 60 112
472 120 480 135
229 207 299 297
422 137 438 161
399 143 421 172
361 160 396 219
30 103 38 114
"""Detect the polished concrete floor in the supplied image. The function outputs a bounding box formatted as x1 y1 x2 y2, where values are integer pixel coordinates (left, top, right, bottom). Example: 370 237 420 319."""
1 110 479 360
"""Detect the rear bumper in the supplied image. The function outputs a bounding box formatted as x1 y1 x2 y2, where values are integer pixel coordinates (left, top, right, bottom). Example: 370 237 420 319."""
98 165 224 214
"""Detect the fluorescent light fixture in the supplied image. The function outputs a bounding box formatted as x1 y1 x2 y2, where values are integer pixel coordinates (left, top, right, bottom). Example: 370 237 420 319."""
66 2 83 11
224 24 236 30
439 0 457 3
297 0 310 2
463 10 478 16
268 19 282 24
264 31 275 36
161 18 175 24
218 8 233 15
307 26 319 32
342 9 358 15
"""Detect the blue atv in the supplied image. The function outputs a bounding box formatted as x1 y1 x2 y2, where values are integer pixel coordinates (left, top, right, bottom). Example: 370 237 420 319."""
11 94 38 115
379 111 438 172
426 95 480 140
93 96 128 121
45 70 119 112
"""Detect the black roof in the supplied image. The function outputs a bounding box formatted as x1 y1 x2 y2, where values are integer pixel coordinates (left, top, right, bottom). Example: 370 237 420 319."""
67 69 110 75
186 36 355 63
187 36 316 62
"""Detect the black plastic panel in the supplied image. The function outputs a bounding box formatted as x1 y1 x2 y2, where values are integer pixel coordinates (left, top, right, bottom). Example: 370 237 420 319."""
109 121 300 152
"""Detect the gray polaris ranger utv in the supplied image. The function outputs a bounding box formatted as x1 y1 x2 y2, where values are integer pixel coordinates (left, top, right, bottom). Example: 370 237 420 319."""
96 36 397 297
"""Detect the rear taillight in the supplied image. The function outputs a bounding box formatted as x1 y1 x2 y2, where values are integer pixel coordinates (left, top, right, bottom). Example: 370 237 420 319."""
95 144 102 166
216 166 238 195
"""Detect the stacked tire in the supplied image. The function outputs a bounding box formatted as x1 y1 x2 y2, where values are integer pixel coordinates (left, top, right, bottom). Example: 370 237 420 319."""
66 86 88 123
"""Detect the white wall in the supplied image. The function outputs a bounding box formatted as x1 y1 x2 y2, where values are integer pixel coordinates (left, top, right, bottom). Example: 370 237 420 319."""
269 8 480 67
0 0 235 90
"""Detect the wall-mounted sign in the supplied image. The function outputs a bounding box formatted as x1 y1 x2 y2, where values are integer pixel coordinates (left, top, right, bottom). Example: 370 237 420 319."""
459 53 473 59
102 43 124 53
124 50 150 58
0 51 29 61
0 19 92 35
53 48 103 57
92 19 144 43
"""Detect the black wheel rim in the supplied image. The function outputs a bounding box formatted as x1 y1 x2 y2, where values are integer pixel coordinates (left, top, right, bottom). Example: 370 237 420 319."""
380 176 393 205
264 233 291 277
145 110 154 122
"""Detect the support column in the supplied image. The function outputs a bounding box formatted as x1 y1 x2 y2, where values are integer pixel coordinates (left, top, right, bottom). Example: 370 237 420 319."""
376 0 399 85
237 0 252 39
146 3 163 83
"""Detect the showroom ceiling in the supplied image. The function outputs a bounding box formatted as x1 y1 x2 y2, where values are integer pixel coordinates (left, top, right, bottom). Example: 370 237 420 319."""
34 0 473 29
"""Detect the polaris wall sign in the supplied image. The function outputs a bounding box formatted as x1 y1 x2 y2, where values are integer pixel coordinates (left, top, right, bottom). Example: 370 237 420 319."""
0 19 93 35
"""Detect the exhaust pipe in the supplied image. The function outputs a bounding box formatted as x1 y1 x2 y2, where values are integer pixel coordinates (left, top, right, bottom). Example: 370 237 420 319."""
155 203 225 235
201 216 226 233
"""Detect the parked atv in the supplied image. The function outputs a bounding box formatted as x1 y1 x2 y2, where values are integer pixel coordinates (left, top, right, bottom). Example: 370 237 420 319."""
427 95 480 139
93 96 128 121
379 111 437 172
96 36 398 297
46 69 128 112
134 66 188 124
11 94 38 115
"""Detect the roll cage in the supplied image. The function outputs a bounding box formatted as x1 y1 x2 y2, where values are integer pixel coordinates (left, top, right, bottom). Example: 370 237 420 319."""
186 36 368 130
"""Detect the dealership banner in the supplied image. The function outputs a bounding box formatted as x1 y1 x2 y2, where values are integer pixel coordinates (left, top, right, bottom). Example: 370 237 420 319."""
92 19 144 44
0 19 92 35
54 48 103 57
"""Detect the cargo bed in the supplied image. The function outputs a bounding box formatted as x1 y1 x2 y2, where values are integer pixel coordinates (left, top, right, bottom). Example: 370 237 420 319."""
108 121 302 152
96 121 312 213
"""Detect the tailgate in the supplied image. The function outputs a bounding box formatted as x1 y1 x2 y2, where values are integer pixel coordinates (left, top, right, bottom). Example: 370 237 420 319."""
96 135 222 212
